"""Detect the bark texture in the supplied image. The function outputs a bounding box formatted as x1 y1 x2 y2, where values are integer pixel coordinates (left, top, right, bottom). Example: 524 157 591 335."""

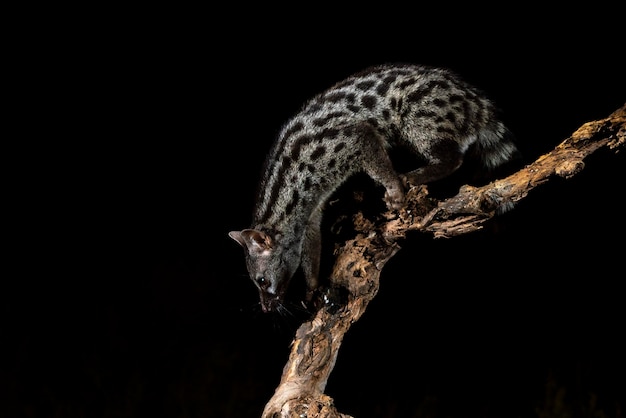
261 104 625 418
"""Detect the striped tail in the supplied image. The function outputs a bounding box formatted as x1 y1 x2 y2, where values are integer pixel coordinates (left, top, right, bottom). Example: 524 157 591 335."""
475 121 520 170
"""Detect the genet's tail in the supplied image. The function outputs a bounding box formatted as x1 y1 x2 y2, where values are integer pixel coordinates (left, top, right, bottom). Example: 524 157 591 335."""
475 121 521 170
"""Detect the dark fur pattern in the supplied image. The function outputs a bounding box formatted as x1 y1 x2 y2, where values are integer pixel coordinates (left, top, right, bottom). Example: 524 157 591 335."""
230 63 518 312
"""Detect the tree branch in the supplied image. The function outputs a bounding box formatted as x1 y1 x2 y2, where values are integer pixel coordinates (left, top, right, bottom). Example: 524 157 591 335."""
261 103 625 418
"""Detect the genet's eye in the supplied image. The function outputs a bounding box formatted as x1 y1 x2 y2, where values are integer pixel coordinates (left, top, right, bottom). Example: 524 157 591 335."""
256 277 267 288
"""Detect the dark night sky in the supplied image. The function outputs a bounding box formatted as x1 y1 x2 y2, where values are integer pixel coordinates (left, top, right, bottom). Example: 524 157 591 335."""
5 6 625 418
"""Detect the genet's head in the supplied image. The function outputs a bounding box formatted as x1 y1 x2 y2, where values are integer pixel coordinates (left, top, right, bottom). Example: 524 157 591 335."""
228 229 300 313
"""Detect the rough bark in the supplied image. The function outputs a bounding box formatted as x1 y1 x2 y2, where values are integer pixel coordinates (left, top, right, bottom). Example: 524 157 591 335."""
261 104 625 418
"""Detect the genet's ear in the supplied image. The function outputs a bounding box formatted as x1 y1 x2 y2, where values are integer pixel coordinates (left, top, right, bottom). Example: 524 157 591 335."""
229 229 273 255
228 230 246 248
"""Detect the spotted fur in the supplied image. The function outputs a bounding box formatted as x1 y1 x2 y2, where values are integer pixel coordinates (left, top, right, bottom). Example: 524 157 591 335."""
230 63 518 312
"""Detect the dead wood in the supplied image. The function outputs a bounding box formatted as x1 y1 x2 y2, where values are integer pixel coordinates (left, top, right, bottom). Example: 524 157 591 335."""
261 103 625 418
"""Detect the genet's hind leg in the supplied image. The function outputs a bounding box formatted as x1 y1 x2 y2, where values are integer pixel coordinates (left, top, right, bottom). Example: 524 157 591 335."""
402 138 464 187
356 123 405 210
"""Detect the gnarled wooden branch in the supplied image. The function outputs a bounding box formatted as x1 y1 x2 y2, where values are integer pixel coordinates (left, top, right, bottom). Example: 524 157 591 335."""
261 103 625 418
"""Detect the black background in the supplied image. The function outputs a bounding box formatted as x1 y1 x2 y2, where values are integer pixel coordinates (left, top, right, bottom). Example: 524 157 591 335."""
4 5 625 418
